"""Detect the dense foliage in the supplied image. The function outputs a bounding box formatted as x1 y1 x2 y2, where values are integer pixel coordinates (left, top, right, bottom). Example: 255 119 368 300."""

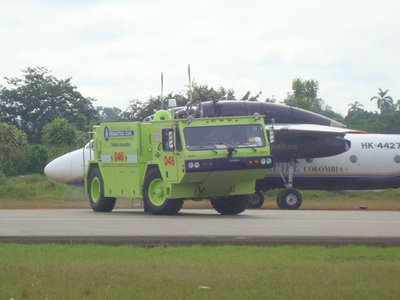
0 67 399 177
0 123 28 176
0 67 97 143
42 118 79 147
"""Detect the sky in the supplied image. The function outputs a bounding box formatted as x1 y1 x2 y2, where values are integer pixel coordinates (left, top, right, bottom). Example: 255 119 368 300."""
1 0 399 115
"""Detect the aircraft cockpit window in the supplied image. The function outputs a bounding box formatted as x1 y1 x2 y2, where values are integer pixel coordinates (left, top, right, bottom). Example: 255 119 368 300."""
184 124 266 151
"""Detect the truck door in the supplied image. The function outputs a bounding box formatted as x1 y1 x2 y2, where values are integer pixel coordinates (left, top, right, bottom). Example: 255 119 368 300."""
158 126 182 182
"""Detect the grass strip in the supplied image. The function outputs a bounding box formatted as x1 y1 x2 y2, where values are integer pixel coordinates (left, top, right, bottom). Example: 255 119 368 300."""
0 244 399 299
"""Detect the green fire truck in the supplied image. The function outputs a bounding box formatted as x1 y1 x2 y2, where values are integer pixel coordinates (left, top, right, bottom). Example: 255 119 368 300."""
85 110 273 215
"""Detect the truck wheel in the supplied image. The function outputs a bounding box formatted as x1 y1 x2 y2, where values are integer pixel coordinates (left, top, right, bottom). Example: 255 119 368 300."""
88 167 116 212
248 191 265 209
143 169 183 215
276 189 302 210
211 195 250 215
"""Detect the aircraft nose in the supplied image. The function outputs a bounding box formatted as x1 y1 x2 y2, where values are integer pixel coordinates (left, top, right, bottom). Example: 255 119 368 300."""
43 148 87 185
44 155 72 184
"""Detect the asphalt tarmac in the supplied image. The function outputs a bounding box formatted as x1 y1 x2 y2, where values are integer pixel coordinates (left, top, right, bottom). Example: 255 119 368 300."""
1 209 400 246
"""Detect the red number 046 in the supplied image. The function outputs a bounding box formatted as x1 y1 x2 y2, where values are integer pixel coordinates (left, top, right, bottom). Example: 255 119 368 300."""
164 156 175 166
113 152 124 161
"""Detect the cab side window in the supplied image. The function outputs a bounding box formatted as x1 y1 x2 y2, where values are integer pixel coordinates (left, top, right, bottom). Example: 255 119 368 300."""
175 128 182 151
162 129 182 151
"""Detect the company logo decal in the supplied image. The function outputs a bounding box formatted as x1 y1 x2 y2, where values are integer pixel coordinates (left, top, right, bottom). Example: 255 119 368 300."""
104 127 134 141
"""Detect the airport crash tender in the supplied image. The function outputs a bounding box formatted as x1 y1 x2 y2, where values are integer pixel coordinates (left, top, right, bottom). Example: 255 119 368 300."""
85 110 273 215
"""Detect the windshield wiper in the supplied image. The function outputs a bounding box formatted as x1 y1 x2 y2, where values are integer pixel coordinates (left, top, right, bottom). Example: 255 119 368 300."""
188 145 218 153
249 146 257 152
227 146 236 157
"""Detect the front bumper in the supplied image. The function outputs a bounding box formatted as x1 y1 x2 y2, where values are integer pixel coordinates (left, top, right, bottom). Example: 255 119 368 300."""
185 156 273 173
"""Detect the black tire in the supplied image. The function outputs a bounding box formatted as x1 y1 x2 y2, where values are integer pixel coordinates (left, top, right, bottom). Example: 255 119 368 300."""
276 190 285 209
211 195 250 215
88 167 116 212
276 189 302 210
248 191 265 209
143 169 183 215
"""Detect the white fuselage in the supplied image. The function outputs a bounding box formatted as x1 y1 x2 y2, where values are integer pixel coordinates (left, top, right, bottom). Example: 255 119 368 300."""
262 134 400 190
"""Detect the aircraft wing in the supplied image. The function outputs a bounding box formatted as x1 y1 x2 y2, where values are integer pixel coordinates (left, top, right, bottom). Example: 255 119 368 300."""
270 123 366 137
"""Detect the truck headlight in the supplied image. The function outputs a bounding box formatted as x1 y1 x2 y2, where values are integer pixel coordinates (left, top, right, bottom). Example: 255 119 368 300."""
260 157 273 166
186 159 214 172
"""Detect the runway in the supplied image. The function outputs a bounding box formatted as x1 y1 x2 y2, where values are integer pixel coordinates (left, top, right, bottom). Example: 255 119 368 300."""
1 209 400 246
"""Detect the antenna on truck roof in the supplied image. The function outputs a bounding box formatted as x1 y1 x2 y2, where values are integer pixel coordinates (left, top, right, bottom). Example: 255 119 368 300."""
160 72 164 110
188 64 193 103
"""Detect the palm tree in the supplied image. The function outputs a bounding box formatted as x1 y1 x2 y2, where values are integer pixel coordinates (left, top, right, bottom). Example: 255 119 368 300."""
370 88 394 113
348 101 364 113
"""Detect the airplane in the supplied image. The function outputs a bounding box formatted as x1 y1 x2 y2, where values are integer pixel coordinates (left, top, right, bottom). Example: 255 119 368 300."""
45 100 351 185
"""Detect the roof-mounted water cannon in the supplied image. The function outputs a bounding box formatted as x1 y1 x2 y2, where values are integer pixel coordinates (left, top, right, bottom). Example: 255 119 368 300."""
186 98 203 117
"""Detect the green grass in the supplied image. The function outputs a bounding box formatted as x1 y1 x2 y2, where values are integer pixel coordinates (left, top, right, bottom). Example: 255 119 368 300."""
0 244 399 299
0 174 86 208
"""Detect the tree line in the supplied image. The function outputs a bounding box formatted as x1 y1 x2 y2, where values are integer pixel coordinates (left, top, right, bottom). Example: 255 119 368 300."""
0 67 399 177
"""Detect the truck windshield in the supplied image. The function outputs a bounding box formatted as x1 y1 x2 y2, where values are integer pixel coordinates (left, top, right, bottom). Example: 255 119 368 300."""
184 124 266 150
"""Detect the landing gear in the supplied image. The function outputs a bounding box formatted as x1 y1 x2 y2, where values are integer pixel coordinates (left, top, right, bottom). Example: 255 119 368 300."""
248 191 265 209
275 158 303 209
276 189 302 209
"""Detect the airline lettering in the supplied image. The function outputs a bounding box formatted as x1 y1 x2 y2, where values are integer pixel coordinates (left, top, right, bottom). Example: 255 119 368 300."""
273 162 344 173
361 142 400 149
303 166 344 173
